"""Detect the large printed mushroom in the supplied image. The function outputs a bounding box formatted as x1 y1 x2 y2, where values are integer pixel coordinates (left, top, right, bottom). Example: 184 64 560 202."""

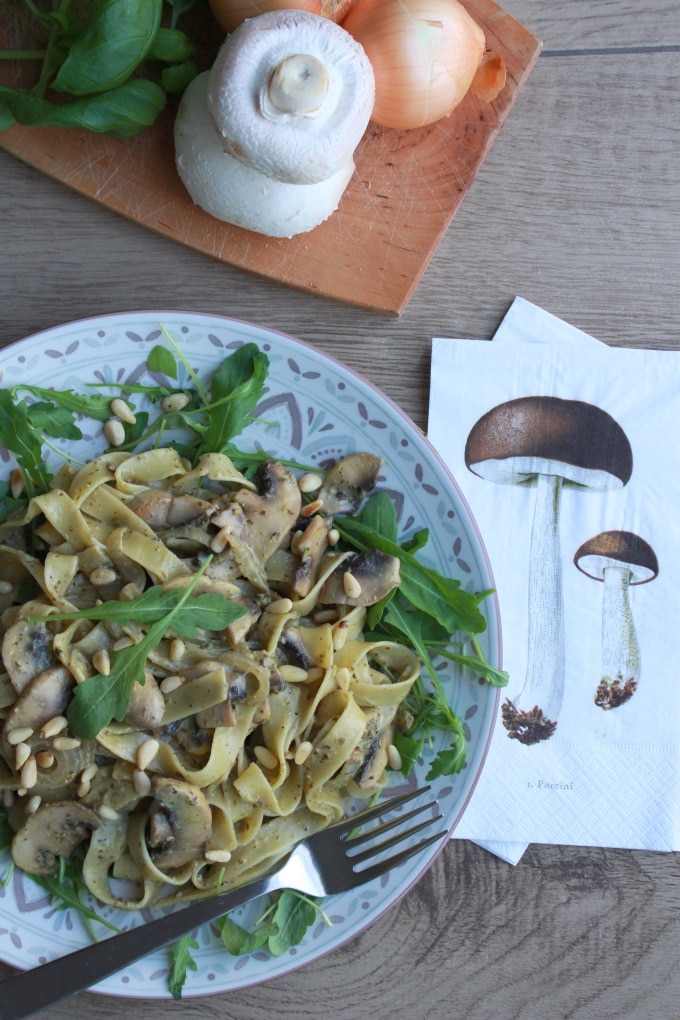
574 531 658 710
465 397 633 745
175 10 375 237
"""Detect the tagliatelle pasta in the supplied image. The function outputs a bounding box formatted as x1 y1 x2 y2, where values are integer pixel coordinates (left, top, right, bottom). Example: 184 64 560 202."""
0 445 421 909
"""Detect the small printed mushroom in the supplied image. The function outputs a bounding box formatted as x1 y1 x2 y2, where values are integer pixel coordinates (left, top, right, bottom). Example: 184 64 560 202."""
465 396 633 745
319 550 401 606
232 460 302 563
146 777 212 871
574 531 658 710
174 10 374 237
317 453 382 516
2 618 59 694
11 801 100 877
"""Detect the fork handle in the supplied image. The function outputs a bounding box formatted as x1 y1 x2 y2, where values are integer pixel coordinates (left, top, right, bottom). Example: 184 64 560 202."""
0 873 278 1020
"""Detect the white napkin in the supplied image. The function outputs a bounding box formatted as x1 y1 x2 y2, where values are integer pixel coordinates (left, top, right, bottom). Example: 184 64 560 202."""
429 298 680 857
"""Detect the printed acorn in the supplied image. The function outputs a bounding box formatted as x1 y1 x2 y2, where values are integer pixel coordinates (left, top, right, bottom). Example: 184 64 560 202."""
574 530 658 709
465 396 633 745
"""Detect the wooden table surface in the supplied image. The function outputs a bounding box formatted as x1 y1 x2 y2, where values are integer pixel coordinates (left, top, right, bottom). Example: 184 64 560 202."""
1 2 680 1018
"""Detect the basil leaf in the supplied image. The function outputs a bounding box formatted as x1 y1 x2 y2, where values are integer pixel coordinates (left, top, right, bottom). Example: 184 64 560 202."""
52 0 163 95
148 28 196 64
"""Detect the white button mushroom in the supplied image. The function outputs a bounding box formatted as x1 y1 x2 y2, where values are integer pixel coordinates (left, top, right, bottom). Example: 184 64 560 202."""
574 530 658 710
174 10 375 238
465 396 633 744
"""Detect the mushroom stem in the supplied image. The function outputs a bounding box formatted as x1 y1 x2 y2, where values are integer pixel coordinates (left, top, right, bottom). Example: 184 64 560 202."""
597 564 639 708
266 54 329 116
501 472 564 744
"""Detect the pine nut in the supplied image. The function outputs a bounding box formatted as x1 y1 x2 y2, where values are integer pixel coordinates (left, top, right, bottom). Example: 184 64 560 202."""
36 751 55 769
119 583 141 601
112 636 134 651
332 620 349 651
205 849 232 864
89 566 117 587
80 764 99 784
10 468 24 500
210 527 231 554
343 571 362 599
300 498 324 518
306 666 325 682
266 597 293 615
40 715 68 739
136 738 159 771
52 737 81 751
2 790 15 809
110 398 136 424
298 472 323 493
161 392 190 413
77 778 91 798
20 757 37 790
327 528 340 547
25 794 41 815
133 769 151 797
278 665 309 683
7 726 34 746
98 805 119 821
290 530 305 556
169 638 185 662
0 580 13 595
104 418 126 447
253 745 278 770
335 667 352 691
93 649 111 676
312 608 337 624
160 674 184 694
387 743 403 771
294 741 313 765
15 742 31 769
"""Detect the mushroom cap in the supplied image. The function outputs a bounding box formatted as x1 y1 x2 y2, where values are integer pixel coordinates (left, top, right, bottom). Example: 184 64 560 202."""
465 396 633 491
11 801 99 877
574 530 659 584
175 73 355 238
207 10 375 185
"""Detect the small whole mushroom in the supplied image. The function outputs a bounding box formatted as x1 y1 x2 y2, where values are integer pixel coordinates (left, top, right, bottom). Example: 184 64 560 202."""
175 9 375 238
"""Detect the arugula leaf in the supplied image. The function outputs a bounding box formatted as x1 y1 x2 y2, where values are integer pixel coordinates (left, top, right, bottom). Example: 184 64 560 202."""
37 585 246 638
13 385 117 423
0 390 51 492
147 344 178 379
168 933 199 1000
25 401 82 441
32 848 121 937
196 344 269 457
392 732 425 778
267 892 323 956
218 915 275 956
67 569 246 738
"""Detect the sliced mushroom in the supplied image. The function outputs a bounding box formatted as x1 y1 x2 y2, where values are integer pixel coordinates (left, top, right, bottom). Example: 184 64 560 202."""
292 515 333 597
128 489 212 531
11 800 99 876
352 706 396 789
2 618 59 694
3 665 74 753
232 460 302 563
317 453 382 516
124 673 166 730
319 550 400 606
146 777 212 870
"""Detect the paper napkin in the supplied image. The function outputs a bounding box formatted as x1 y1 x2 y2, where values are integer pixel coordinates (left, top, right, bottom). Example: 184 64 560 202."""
429 299 680 854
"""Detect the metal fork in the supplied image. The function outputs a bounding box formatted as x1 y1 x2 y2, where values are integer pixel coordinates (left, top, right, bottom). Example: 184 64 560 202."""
0 786 445 1020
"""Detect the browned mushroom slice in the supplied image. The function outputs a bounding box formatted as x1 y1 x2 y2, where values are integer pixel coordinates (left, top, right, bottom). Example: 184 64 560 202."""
317 453 382 516
466 396 632 744
2 618 59 694
232 460 302 562
124 673 166 730
292 515 333 597
319 550 400 607
574 531 658 710
146 777 212 871
128 489 212 531
3 665 73 754
11 801 100 876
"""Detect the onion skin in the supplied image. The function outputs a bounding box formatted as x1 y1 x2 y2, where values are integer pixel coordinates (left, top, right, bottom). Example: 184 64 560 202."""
342 0 486 130
208 0 357 33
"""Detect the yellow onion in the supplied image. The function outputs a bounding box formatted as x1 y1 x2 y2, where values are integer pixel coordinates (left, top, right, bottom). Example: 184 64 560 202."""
342 0 486 129
208 0 358 33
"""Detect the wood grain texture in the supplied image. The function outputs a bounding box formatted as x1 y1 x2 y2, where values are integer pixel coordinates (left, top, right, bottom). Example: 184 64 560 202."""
0 1 541 315
1 3 680 1018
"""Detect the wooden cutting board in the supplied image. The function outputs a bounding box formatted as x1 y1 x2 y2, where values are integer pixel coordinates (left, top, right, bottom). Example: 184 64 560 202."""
0 1 541 315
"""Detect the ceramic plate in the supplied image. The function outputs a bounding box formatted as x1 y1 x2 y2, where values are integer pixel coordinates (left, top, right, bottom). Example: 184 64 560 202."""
0 311 501 998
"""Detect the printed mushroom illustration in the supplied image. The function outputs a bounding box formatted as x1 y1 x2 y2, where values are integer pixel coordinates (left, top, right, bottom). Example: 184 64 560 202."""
174 9 375 238
574 530 658 710
465 396 633 745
